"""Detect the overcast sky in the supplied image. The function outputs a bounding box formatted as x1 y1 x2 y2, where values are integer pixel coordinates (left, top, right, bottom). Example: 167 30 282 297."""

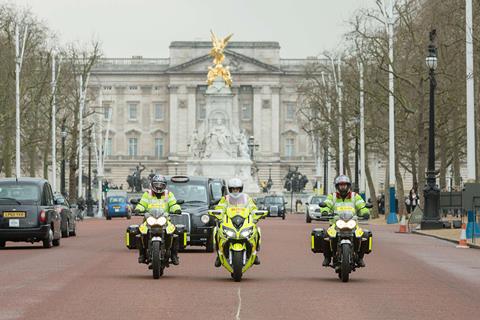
17 0 375 58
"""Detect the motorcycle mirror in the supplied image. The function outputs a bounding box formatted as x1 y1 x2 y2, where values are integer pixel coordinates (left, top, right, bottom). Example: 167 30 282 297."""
319 202 327 208
208 209 223 220
176 199 185 205
130 198 140 205
365 203 373 209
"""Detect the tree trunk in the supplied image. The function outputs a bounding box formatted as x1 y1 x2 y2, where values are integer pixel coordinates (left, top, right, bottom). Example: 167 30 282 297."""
395 158 406 216
2 135 12 177
417 78 426 191
439 132 447 190
365 159 379 219
410 150 417 189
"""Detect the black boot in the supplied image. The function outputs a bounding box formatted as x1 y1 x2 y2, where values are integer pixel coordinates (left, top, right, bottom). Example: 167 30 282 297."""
170 235 180 265
357 258 366 267
214 255 221 267
254 255 261 265
322 255 331 267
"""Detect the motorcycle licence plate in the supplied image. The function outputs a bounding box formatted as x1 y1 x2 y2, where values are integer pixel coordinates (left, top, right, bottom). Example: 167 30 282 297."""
9 219 20 227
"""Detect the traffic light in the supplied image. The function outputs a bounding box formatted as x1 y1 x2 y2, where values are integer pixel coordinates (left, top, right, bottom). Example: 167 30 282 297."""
102 181 109 193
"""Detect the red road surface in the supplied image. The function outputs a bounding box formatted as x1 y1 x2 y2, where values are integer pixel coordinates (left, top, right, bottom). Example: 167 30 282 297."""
1 214 480 320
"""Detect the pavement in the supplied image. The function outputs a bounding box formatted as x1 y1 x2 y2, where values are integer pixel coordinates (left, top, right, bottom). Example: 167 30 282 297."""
1 215 480 319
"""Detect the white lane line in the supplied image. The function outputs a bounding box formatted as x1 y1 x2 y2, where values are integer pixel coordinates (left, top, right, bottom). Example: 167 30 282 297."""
235 287 242 320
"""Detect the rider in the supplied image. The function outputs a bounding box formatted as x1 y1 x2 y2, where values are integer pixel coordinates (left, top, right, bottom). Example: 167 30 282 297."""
320 175 370 268
135 175 182 265
213 178 260 267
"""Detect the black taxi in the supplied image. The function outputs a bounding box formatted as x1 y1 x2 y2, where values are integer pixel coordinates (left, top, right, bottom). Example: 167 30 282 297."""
166 176 226 252
0 178 62 248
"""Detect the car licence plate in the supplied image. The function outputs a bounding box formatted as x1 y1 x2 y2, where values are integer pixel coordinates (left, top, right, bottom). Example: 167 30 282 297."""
114 208 119 212
9 219 20 227
3 211 26 218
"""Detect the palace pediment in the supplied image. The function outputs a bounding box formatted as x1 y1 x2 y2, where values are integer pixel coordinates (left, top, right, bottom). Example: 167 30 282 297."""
166 49 283 74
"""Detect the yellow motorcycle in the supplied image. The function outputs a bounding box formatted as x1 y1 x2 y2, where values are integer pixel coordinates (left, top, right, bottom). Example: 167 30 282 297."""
209 207 267 282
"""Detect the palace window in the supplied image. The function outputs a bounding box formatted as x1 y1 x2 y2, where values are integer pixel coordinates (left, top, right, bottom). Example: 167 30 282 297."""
286 103 296 121
155 138 164 159
197 103 206 120
154 103 164 121
241 103 252 120
285 138 295 157
105 138 113 156
128 138 138 156
127 103 138 121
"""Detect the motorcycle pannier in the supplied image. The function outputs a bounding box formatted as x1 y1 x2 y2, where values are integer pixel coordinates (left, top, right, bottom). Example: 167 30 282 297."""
125 224 140 249
360 229 372 254
311 228 328 253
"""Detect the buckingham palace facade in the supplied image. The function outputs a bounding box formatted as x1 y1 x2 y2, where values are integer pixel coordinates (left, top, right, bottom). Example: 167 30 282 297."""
89 41 326 192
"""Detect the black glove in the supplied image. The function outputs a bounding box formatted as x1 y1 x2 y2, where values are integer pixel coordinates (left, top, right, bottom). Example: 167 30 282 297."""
173 209 182 215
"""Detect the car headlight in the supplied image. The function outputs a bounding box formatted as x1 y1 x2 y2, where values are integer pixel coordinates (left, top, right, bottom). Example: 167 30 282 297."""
240 227 253 238
146 216 157 226
200 214 210 224
157 216 167 226
223 226 236 238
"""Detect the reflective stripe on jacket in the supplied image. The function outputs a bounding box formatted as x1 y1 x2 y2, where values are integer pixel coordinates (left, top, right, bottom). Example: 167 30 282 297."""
135 189 181 213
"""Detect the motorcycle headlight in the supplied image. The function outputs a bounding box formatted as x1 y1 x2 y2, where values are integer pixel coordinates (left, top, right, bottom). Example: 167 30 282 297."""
335 220 347 229
240 227 253 238
146 216 157 226
346 220 357 229
157 216 167 226
223 226 236 238
200 214 210 224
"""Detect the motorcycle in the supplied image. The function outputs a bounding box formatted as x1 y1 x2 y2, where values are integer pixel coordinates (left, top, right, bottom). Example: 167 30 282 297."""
209 207 268 282
311 205 372 282
132 202 179 279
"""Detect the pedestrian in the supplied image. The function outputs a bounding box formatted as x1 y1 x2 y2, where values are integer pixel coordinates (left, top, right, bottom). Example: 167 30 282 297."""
405 196 411 214
409 187 418 212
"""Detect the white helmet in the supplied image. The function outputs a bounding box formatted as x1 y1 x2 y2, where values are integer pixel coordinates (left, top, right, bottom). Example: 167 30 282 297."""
228 178 244 199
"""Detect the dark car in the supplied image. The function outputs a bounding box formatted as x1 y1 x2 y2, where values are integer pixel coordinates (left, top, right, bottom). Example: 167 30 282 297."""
53 193 77 237
0 178 62 248
166 175 226 252
255 197 265 210
264 195 287 220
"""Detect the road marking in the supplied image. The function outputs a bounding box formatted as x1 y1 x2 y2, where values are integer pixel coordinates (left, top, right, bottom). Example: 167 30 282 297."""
235 287 242 320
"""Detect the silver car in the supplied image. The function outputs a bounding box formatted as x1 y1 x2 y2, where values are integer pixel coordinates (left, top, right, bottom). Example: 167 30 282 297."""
305 195 328 223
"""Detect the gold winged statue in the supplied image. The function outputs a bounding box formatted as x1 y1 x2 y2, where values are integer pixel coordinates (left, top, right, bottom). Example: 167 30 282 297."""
207 31 233 87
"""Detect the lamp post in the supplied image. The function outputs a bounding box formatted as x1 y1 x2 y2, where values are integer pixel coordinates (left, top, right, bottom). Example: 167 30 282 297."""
60 123 67 196
421 29 443 230
267 163 273 192
86 130 93 217
354 118 360 193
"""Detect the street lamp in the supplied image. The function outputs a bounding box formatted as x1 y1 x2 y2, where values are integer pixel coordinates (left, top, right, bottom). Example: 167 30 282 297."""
60 123 67 197
353 117 360 193
421 29 443 229
86 130 94 217
247 136 259 161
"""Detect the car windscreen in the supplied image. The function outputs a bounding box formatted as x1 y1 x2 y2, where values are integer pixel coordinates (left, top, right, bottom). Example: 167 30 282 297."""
265 197 284 204
167 182 208 204
108 197 126 204
310 196 326 204
0 183 41 204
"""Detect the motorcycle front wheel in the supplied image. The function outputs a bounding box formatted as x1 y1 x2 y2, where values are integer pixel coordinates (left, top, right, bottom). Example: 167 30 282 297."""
151 241 163 279
340 243 351 282
232 251 243 282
